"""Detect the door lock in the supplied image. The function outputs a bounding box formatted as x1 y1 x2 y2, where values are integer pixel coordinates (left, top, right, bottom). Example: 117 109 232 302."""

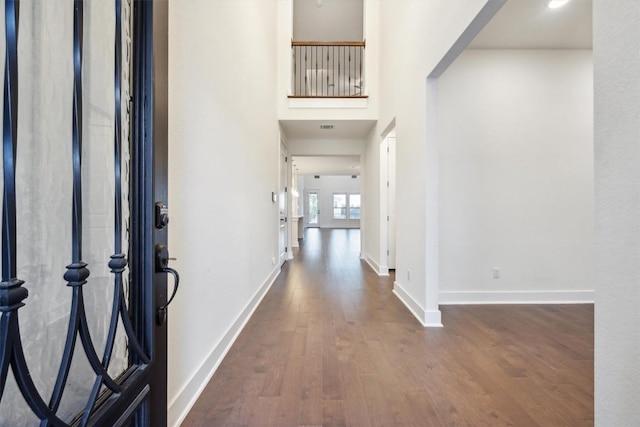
155 243 179 325
155 202 169 229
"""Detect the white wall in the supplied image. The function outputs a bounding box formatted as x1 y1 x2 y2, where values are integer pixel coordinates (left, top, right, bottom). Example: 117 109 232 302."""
287 138 365 156
364 125 381 272
437 49 594 304
168 2 280 426
303 175 361 229
363 0 489 326
297 175 305 215
594 1 640 424
293 0 363 41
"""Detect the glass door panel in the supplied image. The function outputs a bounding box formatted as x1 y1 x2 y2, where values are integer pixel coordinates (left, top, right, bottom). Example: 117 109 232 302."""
307 191 319 227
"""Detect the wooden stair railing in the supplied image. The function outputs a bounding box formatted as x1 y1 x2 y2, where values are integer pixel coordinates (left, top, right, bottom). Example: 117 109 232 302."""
290 41 367 98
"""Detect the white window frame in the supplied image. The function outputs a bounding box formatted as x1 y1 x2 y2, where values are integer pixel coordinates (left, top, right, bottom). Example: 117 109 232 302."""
332 193 347 219
332 193 361 220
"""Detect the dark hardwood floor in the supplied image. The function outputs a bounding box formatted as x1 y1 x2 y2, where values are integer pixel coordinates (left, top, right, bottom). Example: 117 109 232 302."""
182 229 593 426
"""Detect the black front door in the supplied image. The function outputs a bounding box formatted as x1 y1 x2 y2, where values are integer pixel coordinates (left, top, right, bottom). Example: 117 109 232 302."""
0 1 170 425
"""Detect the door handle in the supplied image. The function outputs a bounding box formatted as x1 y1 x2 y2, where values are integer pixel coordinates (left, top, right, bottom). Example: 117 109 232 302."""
155 243 180 325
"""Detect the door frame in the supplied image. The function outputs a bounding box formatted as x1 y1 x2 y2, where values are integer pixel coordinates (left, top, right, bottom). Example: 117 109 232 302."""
379 125 396 276
78 1 170 425
278 142 288 266
128 1 169 425
386 135 397 270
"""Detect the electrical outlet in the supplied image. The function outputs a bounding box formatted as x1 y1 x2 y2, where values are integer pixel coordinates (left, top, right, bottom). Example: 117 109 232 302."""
492 267 500 279
271 254 276 265
407 270 411 281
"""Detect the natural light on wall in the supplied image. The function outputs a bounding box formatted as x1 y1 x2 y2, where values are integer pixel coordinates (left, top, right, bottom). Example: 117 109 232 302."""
548 0 570 9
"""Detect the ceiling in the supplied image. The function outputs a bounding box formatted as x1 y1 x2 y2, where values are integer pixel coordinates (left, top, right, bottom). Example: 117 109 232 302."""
292 155 361 176
280 120 376 140
285 0 592 175
468 0 592 49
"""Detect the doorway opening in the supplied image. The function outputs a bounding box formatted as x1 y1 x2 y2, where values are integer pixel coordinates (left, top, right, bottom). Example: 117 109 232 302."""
306 190 320 228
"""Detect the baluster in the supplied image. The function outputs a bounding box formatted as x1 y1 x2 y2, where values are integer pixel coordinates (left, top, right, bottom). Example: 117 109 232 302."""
326 47 329 97
319 45 322 96
299 46 302 95
339 46 342 96
348 46 352 96
333 46 336 96
359 45 363 94
323 45 327 96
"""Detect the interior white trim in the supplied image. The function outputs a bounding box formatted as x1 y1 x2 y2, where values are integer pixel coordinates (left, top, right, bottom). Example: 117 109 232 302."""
428 0 507 77
393 281 443 327
364 253 389 276
168 265 282 427
439 290 595 305
288 97 368 109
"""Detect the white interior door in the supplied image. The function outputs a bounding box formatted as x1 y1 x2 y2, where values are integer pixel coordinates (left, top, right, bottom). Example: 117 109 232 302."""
279 143 288 265
387 137 397 269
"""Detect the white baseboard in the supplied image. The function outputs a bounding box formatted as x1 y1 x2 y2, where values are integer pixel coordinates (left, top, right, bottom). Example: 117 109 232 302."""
439 290 595 305
393 281 443 327
168 265 281 427
364 253 389 276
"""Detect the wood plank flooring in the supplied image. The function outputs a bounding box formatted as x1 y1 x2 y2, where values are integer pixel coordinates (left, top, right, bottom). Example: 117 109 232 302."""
182 229 593 426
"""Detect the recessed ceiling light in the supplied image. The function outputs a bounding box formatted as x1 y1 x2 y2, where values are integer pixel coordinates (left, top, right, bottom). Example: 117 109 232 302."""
548 0 570 9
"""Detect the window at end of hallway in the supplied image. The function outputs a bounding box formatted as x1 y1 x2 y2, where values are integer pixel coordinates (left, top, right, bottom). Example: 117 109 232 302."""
332 194 360 220
333 194 347 219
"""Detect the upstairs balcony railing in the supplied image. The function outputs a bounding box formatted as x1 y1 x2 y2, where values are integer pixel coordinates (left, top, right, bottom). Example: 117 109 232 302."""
290 41 366 98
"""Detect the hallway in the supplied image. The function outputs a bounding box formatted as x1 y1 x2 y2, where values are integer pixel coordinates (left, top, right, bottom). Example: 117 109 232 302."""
182 229 593 426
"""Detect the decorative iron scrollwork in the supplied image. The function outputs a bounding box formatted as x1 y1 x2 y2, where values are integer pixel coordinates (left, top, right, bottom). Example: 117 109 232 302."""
0 1 150 424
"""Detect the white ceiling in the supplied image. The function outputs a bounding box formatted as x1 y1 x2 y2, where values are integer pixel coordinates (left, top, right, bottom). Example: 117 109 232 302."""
292 155 361 176
280 120 375 140
468 0 592 49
